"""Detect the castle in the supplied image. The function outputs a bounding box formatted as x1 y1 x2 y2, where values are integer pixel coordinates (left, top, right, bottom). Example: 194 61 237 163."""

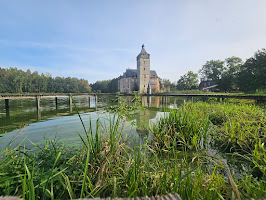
118 45 161 94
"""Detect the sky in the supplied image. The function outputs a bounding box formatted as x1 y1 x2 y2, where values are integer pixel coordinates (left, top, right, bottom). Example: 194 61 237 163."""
0 0 266 83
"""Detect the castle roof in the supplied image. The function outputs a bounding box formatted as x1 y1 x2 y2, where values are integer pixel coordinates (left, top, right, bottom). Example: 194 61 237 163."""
137 44 150 59
125 69 137 77
150 70 157 78
119 68 158 79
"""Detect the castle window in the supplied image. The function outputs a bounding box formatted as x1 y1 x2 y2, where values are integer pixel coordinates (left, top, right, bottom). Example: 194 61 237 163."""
144 75 146 78
144 85 145 87
144 68 145 71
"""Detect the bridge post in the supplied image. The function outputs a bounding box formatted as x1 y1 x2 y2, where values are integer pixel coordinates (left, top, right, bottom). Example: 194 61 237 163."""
147 96 150 107
95 95 98 110
161 96 164 105
88 97 90 108
36 95 41 119
36 95 41 110
5 99 10 119
68 96 72 105
69 96 72 113
55 97 58 108
5 99 9 110
217 97 220 102
6 108 10 119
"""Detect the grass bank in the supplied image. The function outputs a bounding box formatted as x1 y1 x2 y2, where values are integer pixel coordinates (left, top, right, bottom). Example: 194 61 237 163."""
0 100 265 199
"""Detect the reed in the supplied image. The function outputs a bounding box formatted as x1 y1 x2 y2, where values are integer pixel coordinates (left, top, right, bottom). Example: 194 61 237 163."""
0 99 265 199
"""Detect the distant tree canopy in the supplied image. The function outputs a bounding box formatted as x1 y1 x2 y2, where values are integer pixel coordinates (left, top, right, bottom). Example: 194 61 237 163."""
199 57 243 92
238 49 266 92
0 67 91 93
176 71 199 90
173 48 265 92
91 78 118 93
198 49 266 92
160 78 176 91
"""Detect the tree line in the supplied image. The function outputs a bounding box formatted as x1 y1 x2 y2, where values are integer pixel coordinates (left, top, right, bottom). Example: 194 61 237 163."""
1 48 265 94
169 48 266 92
90 78 118 93
0 67 91 93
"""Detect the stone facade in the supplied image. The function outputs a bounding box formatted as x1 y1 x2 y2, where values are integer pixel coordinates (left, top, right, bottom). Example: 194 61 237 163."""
118 45 161 94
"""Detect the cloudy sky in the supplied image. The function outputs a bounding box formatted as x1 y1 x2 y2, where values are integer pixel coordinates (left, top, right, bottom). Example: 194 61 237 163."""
0 0 266 83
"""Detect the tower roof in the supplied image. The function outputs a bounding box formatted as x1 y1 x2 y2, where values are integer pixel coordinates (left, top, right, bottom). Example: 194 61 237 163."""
137 44 150 59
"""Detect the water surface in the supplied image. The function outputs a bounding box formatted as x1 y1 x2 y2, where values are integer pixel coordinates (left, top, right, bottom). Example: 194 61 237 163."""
0 95 186 148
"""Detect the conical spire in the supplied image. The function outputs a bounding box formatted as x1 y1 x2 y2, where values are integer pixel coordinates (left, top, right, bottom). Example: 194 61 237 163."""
137 44 150 59
141 44 147 53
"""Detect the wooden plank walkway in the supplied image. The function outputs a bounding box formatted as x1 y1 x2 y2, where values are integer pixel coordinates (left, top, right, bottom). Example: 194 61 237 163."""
0 93 265 102
0 94 95 100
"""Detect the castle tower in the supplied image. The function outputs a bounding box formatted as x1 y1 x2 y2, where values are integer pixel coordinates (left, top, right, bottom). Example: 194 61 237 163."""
137 44 150 93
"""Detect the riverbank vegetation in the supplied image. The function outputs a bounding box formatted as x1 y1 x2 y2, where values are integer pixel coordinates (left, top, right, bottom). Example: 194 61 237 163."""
172 48 266 93
0 67 91 93
91 78 119 93
0 99 265 199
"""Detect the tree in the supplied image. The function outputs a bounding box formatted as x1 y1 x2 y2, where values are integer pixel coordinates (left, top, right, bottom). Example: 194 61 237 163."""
176 71 199 90
219 57 242 91
199 58 243 92
90 78 119 93
108 78 119 93
199 60 225 83
161 79 176 91
133 82 139 92
0 67 91 93
238 49 266 91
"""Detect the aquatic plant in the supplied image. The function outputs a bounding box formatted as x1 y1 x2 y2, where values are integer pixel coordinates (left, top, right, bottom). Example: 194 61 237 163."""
0 100 265 199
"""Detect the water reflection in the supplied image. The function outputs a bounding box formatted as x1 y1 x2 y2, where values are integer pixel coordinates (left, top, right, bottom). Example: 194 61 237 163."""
0 95 191 148
0 97 100 134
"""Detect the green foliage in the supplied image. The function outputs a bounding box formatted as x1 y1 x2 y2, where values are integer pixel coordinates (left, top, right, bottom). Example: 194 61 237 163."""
238 49 266 92
152 103 210 150
199 57 243 92
0 100 265 199
0 67 91 93
197 48 266 92
199 60 225 83
176 71 199 90
91 78 118 93
160 78 176 91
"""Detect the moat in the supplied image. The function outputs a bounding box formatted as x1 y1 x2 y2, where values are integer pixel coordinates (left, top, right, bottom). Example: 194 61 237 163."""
0 95 185 148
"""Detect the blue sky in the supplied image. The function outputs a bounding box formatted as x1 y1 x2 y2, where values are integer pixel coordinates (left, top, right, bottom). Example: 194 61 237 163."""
0 0 266 83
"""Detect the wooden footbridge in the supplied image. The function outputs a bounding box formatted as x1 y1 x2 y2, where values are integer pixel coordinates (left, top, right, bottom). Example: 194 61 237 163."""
144 93 266 103
1 93 265 111
0 94 98 117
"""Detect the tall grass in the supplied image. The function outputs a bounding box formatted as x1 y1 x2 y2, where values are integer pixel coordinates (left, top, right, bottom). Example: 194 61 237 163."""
0 99 265 199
